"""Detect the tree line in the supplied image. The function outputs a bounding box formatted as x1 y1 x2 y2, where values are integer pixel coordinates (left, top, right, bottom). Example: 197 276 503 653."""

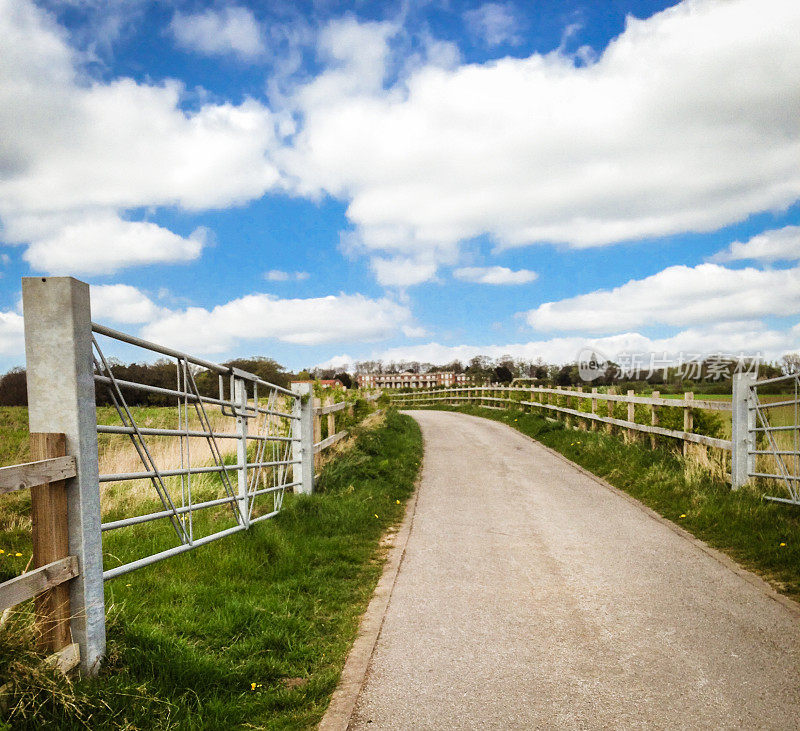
0 357 293 407
335 353 800 394
2 352 798 406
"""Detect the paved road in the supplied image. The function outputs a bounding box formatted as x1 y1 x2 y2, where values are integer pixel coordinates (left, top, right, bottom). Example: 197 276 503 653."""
350 410 800 730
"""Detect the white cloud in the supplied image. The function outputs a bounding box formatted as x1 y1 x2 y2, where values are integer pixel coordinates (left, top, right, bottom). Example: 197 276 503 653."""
4 0 800 290
314 354 354 371
264 270 310 282
284 0 800 278
370 256 439 287
170 7 265 61
13 213 205 275
401 325 428 338
464 3 521 47
710 225 800 264
0 310 24 356
141 292 415 353
90 284 165 324
525 263 800 334
454 266 538 285
0 0 281 274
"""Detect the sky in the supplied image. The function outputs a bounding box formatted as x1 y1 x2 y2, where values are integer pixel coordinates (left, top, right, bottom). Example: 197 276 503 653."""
0 0 799 372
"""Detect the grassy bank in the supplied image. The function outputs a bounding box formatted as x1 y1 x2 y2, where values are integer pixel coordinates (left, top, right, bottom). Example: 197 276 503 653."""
0 409 423 730
424 404 800 602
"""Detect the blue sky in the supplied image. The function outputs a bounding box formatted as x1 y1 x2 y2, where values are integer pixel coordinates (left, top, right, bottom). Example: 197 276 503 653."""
1 0 798 372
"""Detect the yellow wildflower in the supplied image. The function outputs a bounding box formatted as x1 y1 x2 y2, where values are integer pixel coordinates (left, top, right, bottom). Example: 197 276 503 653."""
396 500 400 504
679 514 686 518
780 542 786 547
374 514 379 518
15 553 22 557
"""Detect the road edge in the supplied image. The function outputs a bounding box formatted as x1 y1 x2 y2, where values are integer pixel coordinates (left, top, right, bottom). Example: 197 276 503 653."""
318 454 423 730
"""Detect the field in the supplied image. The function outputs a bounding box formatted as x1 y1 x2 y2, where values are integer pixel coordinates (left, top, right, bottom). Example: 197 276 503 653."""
1 408 423 729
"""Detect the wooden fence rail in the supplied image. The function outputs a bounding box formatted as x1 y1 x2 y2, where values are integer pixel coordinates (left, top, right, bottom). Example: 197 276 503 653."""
391 385 732 453
0 456 76 495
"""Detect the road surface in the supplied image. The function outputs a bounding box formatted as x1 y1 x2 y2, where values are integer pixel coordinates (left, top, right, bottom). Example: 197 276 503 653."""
349 410 800 730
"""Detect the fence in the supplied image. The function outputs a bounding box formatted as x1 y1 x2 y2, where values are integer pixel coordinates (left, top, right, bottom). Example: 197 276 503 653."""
0 277 369 675
391 374 799 506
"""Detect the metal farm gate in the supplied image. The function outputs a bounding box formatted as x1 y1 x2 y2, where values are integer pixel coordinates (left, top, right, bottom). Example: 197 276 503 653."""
748 372 800 506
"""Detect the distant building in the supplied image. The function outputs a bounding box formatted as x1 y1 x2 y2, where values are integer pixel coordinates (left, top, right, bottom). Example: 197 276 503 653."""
357 371 472 389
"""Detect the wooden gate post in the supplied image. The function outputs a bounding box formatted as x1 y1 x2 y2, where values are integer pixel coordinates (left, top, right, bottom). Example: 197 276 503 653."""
30 433 71 653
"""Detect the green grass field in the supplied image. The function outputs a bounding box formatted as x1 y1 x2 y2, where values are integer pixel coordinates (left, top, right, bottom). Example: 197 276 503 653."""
418 404 800 603
0 409 423 730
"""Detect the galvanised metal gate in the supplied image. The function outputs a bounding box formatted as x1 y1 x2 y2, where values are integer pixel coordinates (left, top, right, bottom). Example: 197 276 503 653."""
92 323 301 579
748 372 800 506
21 276 316 673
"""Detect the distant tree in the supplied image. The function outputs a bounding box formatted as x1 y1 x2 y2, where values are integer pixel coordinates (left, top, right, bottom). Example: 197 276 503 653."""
782 353 800 374
334 372 352 388
0 368 27 406
296 369 312 380
555 365 573 386
493 364 513 383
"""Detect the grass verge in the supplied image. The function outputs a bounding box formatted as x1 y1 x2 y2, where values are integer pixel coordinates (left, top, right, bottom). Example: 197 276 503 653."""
0 408 422 730
422 404 800 602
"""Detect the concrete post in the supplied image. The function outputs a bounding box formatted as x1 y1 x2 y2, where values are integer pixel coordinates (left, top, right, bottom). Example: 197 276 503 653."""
731 373 756 489
22 277 106 674
291 382 315 495
234 377 249 527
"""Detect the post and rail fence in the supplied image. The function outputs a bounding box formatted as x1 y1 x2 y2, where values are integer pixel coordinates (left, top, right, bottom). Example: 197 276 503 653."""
390 373 800 506
0 277 379 675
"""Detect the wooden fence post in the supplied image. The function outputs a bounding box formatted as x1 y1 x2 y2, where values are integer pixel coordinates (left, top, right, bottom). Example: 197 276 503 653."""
627 389 635 442
606 387 615 434
556 386 562 424
650 391 660 449
326 396 335 439
30 432 71 653
591 388 598 431
576 386 584 429
683 392 694 457
313 396 322 470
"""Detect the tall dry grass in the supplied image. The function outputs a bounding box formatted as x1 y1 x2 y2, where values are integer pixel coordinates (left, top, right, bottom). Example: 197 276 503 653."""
98 406 295 519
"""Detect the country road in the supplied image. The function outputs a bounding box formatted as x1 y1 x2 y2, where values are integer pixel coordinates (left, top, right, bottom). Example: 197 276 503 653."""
349 410 800 730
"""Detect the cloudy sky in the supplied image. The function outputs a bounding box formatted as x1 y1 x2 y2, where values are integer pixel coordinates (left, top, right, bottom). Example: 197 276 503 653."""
1 0 798 371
